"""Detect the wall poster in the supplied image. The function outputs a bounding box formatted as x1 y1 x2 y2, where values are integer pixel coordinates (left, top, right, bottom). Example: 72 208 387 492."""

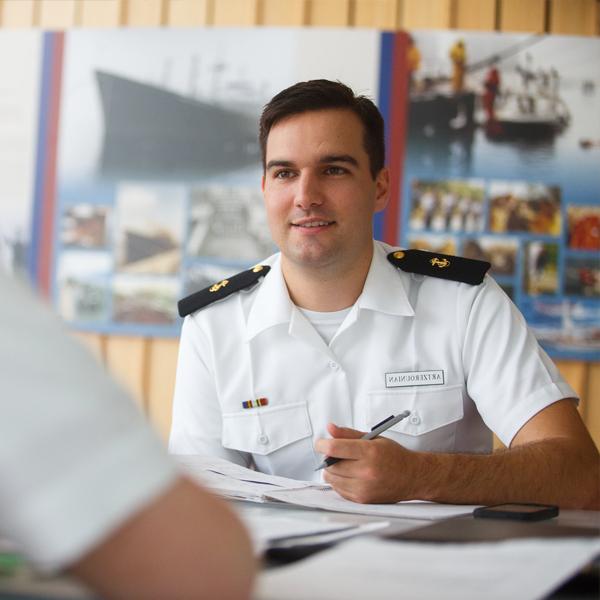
394 32 600 361
49 28 380 336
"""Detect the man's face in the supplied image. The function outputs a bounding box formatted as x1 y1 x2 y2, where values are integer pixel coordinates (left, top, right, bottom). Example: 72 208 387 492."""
261 109 389 273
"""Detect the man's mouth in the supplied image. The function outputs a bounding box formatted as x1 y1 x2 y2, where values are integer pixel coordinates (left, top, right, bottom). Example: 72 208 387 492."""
291 220 335 228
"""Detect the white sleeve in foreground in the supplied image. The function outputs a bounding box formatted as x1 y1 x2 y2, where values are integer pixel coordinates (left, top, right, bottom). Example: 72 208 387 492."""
0 273 178 571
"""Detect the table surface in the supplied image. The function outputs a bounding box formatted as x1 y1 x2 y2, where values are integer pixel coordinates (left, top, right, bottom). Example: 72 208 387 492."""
1 501 599 599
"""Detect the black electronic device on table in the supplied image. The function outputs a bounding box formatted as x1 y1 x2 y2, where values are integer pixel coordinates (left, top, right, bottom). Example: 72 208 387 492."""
473 503 559 522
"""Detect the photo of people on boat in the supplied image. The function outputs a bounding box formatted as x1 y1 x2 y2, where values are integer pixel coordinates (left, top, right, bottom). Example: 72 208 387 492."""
403 32 599 181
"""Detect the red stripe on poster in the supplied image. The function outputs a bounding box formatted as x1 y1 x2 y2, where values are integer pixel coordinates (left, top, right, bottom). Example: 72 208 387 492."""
383 32 409 245
38 32 65 296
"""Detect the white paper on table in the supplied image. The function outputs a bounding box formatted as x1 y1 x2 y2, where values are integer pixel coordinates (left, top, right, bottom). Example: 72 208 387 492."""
174 455 324 502
240 513 362 554
265 521 390 549
175 456 479 518
264 487 480 520
256 537 600 600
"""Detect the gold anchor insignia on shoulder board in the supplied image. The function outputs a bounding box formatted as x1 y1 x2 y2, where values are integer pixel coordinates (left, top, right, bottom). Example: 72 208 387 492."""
393 251 405 260
209 279 229 293
430 257 450 268
252 265 264 273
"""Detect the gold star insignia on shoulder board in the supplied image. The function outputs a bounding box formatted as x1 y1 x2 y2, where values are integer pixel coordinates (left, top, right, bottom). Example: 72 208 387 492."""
178 265 271 317
387 249 490 285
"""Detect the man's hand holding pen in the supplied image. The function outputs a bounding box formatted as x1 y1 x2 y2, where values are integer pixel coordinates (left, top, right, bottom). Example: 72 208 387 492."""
315 422 423 504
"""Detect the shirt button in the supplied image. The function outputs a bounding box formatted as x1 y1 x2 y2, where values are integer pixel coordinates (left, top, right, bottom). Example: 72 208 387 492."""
258 434 269 445
409 414 421 426
328 361 340 370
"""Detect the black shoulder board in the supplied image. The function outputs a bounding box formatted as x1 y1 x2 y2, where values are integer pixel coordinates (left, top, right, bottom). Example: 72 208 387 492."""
178 265 271 317
387 249 490 285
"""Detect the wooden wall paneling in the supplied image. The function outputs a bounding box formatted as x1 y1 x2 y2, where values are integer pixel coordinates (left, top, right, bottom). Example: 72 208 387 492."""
353 0 398 29
105 336 149 409
583 363 600 448
556 360 589 418
399 0 452 29
0 0 39 26
498 0 546 33
167 0 210 25
585 363 600 449
123 0 167 26
549 0 598 36
259 0 305 25
212 0 258 25
38 0 80 27
454 0 496 31
307 0 350 26
72 332 106 364
80 0 123 27
146 338 180 440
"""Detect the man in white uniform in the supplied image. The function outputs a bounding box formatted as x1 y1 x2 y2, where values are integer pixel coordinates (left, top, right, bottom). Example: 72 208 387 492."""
0 271 255 599
170 80 599 509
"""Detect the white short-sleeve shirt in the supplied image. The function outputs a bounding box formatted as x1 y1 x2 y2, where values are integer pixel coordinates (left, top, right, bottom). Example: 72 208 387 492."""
169 241 575 482
0 272 178 571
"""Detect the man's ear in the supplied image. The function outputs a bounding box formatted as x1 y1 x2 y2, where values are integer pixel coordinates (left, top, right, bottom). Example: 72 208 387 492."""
374 167 390 212
261 174 266 192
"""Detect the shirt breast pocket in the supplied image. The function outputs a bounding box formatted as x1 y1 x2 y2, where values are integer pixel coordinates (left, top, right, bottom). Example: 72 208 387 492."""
221 402 314 479
367 385 464 452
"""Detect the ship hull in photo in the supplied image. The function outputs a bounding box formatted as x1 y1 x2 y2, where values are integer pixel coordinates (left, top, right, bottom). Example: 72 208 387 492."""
95 70 260 179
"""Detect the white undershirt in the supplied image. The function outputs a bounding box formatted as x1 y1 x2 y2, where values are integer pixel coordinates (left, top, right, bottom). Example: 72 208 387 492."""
298 306 352 345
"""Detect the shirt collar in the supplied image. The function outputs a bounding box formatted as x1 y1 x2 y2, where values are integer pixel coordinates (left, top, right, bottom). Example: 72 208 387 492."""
245 242 414 340
356 241 415 317
246 253 294 340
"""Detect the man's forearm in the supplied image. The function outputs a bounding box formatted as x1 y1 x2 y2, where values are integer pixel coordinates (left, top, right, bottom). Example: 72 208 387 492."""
413 438 600 509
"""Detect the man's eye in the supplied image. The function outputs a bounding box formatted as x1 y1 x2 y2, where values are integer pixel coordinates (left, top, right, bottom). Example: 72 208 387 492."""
324 166 347 175
274 170 294 179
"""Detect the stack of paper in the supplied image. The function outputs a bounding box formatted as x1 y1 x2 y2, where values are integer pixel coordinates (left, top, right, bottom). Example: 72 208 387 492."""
174 455 481 520
175 455 324 501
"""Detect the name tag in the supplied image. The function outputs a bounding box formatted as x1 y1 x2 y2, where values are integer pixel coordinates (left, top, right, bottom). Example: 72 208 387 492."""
385 370 445 388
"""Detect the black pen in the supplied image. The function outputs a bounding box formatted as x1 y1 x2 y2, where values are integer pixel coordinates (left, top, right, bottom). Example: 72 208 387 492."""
314 410 411 471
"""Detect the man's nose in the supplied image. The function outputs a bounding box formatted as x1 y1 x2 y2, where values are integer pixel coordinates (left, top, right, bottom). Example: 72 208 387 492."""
295 172 323 210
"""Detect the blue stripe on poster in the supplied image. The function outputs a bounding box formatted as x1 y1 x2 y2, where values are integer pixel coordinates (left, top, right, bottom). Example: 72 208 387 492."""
374 32 394 242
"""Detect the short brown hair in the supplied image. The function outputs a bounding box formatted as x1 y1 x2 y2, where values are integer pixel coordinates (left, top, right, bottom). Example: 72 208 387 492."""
259 79 385 179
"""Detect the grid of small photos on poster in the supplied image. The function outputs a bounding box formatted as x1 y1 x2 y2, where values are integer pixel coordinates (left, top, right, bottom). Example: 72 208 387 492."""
403 181 599 360
56 183 276 335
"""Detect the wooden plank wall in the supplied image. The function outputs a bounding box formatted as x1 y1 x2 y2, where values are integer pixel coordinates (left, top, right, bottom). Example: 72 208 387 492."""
1 0 599 445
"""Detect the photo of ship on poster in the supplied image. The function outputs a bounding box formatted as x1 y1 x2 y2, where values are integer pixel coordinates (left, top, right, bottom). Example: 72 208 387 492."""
95 70 260 178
